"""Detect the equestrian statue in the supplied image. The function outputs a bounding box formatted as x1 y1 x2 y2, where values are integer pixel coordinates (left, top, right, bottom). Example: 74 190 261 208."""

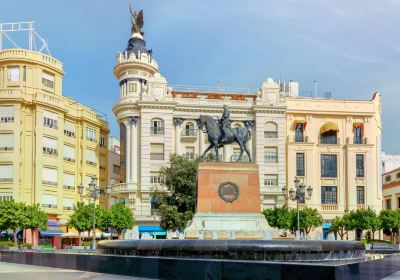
198 105 252 162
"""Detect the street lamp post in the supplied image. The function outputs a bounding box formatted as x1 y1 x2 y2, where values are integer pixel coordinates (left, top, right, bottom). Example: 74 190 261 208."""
77 177 112 250
282 177 313 240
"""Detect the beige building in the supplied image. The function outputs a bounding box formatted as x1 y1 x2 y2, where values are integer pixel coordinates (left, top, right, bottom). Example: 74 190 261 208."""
0 48 109 227
111 15 383 238
382 168 400 210
286 94 382 236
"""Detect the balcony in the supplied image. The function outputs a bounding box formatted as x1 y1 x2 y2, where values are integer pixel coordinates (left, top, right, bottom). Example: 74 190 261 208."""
264 131 278 139
63 157 76 163
0 117 14 123
42 180 57 186
321 204 338 211
150 176 164 184
0 147 13 151
348 137 368 145
150 153 164 160
42 204 57 209
43 147 58 156
150 126 164 135
112 182 138 193
0 178 13 183
181 129 197 141
64 130 75 138
319 136 340 145
63 185 75 190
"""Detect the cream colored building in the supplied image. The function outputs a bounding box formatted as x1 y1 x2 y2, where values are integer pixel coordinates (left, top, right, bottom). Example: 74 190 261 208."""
382 167 400 210
111 12 382 237
0 48 109 226
286 94 382 236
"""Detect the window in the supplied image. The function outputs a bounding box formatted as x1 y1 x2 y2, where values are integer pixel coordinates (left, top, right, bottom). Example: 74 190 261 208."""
321 186 337 204
398 197 400 209
23 66 26 82
264 147 278 163
113 164 120 174
357 186 365 205
42 71 54 88
151 119 164 135
86 127 97 142
43 111 58 129
321 154 337 177
150 143 164 160
0 193 13 202
183 146 195 160
42 194 57 208
0 134 14 151
100 136 106 147
356 154 364 177
182 122 197 136
295 122 305 142
296 153 305 176
354 126 363 144
320 131 337 144
150 197 158 215
63 145 76 162
85 149 97 165
63 173 75 190
386 175 391 182
64 120 76 137
264 122 277 138
42 167 57 186
128 83 137 92
0 165 13 182
63 198 74 210
264 175 278 187
386 199 391 209
43 137 58 155
397 173 400 179
7 66 20 82
0 106 14 123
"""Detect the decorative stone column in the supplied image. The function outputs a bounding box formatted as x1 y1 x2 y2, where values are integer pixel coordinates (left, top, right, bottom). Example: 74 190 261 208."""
125 118 131 183
197 119 205 156
223 146 228 162
129 116 138 186
173 118 183 155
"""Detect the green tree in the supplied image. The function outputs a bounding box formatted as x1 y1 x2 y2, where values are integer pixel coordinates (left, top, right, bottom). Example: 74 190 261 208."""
67 202 93 244
96 205 112 233
329 212 353 240
21 204 48 243
379 209 400 243
299 207 323 235
0 200 27 246
263 206 297 235
110 203 135 239
349 208 381 240
153 154 201 232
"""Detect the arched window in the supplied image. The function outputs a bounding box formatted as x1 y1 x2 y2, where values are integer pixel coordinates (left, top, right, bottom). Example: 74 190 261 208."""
264 122 277 138
151 119 164 135
319 123 338 144
183 121 196 136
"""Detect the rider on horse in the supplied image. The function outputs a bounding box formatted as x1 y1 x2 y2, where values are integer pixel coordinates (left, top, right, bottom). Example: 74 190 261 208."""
219 105 232 142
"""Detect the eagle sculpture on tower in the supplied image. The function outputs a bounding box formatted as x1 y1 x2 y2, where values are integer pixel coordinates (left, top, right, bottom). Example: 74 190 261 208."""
129 5 144 37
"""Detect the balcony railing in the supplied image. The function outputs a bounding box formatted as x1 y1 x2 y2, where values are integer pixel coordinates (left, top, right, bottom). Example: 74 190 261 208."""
150 176 164 184
43 147 58 156
150 126 164 135
63 157 76 162
319 136 340 145
63 185 75 190
86 160 97 166
181 128 197 136
264 131 278 138
321 204 338 211
150 153 164 160
64 130 75 138
112 183 138 193
0 147 13 151
42 204 57 209
42 180 57 186
0 178 13 182
349 137 368 145
0 117 14 123
264 155 278 163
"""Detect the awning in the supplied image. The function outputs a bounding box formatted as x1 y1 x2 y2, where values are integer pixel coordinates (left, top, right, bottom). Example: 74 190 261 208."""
353 122 364 134
40 229 64 237
139 225 167 236
294 120 307 129
322 223 332 229
320 122 339 134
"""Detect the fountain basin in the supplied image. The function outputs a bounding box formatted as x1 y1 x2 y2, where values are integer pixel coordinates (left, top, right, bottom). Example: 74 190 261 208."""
98 239 365 262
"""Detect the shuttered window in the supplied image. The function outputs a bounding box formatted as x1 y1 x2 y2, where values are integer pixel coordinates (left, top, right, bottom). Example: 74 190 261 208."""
0 165 13 182
63 173 75 188
63 198 74 210
264 147 278 163
86 127 97 142
0 134 13 150
264 175 278 187
42 71 54 88
42 167 57 185
150 143 164 160
85 149 97 165
63 145 76 161
64 120 76 137
7 66 20 82
42 194 57 208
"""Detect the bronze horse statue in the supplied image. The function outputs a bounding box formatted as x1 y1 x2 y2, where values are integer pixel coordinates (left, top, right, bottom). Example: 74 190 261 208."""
197 115 252 162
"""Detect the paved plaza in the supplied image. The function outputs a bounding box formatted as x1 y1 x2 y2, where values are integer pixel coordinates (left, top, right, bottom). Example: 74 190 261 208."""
0 262 150 280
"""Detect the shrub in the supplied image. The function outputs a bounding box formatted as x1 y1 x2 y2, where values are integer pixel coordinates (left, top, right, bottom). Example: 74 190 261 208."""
0 240 14 247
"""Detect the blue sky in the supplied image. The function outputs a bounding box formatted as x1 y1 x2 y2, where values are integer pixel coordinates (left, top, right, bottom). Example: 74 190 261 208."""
2 0 399 153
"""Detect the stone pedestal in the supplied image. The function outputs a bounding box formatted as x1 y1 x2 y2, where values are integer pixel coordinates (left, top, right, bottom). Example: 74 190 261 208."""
185 162 276 239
